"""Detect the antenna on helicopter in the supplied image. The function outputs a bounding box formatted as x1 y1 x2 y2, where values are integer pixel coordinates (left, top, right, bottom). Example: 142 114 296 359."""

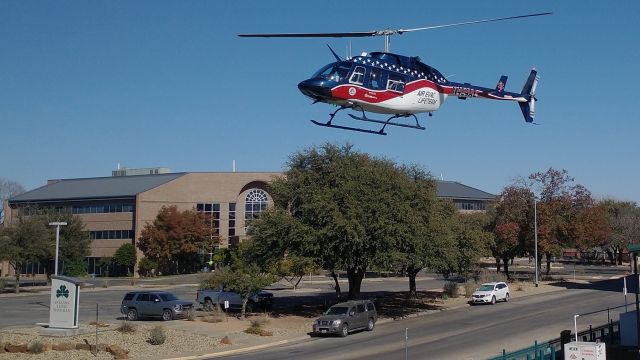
239 12 551 52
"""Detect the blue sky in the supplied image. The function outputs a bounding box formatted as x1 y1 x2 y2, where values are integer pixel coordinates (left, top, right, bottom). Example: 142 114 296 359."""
1 1 639 202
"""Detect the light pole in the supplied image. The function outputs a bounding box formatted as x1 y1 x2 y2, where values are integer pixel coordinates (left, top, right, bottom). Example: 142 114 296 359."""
534 198 539 287
49 222 67 275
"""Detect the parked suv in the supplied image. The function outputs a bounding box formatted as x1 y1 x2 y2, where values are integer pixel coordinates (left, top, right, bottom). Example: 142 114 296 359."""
470 282 510 305
121 291 193 321
312 300 377 337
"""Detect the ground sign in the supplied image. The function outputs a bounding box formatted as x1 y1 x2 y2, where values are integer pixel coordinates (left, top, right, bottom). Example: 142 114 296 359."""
48 275 81 329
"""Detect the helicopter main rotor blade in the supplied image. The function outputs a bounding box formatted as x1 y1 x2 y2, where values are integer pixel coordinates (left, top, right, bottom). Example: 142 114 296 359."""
238 31 376 38
398 12 552 33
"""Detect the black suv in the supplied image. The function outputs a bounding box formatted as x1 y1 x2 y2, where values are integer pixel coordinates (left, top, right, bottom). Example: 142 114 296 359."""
120 291 193 321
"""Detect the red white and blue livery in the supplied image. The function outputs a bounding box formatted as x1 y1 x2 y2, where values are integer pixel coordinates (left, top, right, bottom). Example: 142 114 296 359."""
240 12 549 135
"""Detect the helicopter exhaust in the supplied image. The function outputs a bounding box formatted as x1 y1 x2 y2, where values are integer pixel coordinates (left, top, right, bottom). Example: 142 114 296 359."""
518 69 539 123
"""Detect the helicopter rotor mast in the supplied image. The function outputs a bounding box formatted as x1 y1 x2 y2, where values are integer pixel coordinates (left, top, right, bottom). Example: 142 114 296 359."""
238 12 551 52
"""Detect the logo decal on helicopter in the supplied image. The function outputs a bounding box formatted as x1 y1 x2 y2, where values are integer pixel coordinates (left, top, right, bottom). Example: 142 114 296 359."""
348 87 356 96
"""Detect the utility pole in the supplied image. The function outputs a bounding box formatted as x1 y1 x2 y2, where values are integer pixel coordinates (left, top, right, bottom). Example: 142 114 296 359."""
49 222 67 275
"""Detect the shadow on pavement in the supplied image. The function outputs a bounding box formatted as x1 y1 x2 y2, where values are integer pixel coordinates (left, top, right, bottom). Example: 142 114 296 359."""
548 278 624 293
269 290 444 320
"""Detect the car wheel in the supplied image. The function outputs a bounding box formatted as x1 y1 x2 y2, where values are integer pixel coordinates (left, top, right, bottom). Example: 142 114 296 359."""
204 299 214 312
126 308 138 321
505 293 510 302
366 318 375 331
491 296 496 305
162 309 173 321
340 324 349 337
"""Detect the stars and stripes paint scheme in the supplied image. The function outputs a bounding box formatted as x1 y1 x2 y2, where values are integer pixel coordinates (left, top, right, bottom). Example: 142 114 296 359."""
298 51 539 123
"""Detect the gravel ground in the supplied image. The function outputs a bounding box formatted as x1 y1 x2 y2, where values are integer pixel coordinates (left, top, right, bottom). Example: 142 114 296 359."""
0 324 227 360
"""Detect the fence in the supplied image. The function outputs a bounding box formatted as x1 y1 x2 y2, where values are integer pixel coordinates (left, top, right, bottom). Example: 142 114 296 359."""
487 320 620 360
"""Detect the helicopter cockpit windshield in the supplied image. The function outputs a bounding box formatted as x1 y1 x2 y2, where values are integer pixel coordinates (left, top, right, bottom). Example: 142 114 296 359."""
312 61 351 82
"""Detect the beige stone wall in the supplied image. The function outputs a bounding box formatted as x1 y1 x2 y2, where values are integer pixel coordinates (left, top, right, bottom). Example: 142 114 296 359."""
135 172 280 245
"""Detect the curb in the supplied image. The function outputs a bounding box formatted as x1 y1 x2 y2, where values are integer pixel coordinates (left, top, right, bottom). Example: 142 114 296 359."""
166 336 310 360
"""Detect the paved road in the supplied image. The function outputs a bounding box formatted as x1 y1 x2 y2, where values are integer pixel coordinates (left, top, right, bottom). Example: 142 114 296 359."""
0 276 446 328
218 280 627 360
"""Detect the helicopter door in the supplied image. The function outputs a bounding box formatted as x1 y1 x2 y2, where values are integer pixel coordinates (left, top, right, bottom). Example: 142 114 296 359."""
387 73 405 93
368 68 386 90
349 66 366 85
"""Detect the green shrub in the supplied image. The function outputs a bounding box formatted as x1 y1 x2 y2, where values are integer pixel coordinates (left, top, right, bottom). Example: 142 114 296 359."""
463 281 478 298
28 341 44 354
138 257 158 277
148 325 166 345
442 281 459 298
117 321 136 334
63 259 87 277
0 279 6 293
244 325 262 335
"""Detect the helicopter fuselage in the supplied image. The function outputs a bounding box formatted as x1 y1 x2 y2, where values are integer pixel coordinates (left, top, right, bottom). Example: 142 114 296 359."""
298 51 528 116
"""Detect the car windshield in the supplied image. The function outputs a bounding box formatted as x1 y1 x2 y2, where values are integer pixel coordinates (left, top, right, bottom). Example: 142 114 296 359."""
478 285 495 291
159 293 178 301
325 306 349 315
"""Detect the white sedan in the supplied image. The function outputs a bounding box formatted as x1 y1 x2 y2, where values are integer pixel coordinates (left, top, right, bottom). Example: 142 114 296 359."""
470 282 510 305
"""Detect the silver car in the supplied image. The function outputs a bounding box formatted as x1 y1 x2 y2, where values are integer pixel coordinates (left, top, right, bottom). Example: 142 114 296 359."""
312 300 377 337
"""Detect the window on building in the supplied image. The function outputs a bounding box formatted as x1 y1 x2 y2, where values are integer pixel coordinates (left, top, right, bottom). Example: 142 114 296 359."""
244 189 269 234
72 203 134 214
229 202 236 237
89 230 133 240
197 203 221 237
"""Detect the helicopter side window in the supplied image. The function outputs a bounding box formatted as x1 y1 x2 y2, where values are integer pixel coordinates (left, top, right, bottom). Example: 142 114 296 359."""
387 74 405 93
369 68 385 90
349 66 366 85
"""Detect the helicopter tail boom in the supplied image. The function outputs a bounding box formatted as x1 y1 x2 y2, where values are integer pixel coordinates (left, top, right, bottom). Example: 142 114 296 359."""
518 69 539 123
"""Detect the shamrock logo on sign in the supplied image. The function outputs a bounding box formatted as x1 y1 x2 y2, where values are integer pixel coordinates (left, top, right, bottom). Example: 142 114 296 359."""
56 285 69 298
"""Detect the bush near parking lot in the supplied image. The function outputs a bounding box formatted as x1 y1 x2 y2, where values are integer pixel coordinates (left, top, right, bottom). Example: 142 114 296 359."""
148 325 166 345
464 282 478 298
443 281 459 298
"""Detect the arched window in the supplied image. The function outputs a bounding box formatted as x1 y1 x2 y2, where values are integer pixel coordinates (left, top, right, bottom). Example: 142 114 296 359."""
244 189 269 233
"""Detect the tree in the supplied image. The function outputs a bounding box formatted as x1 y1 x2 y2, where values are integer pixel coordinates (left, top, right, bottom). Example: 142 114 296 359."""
200 264 276 319
0 214 51 293
528 168 594 274
603 200 640 264
113 243 137 275
252 143 422 299
138 205 215 274
0 178 25 224
572 203 610 254
490 186 534 278
449 212 493 279
269 255 315 290
44 210 90 274
389 165 459 298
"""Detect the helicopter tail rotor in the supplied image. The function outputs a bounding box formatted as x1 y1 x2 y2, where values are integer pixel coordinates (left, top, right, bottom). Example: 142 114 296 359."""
518 69 539 123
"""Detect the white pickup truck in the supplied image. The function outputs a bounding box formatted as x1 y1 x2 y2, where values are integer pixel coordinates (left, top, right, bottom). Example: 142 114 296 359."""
195 287 274 312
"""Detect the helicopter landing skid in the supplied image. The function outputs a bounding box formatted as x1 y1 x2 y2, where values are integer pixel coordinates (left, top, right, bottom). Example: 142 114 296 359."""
310 120 387 135
310 106 425 135
348 113 426 131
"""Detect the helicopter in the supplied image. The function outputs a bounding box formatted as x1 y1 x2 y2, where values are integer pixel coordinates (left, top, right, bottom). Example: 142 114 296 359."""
239 12 551 135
